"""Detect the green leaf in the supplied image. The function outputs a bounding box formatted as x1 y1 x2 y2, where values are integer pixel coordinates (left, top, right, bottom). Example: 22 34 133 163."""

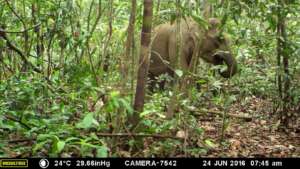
140 110 152 117
65 137 81 143
96 146 108 157
197 79 207 84
51 136 60 154
110 91 120 98
195 127 204 135
37 134 55 141
56 141 65 153
33 140 49 154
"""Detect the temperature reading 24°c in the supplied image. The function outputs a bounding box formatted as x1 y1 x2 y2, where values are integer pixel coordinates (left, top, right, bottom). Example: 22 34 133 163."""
54 160 71 167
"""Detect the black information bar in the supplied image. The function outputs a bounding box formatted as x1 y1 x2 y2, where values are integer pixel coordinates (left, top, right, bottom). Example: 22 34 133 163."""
0 158 298 169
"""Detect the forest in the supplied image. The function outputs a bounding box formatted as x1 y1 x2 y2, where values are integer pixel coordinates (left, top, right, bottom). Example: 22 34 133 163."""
0 0 299 158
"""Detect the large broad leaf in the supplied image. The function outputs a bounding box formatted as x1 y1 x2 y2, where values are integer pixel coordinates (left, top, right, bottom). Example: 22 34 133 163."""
50 136 60 154
55 140 66 154
35 134 66 155
76 113 99 129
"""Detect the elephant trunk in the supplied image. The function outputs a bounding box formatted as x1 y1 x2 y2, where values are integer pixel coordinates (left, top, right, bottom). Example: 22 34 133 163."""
214 51 237 78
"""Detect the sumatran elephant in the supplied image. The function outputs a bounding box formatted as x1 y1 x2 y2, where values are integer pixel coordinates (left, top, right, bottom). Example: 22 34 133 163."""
148 17 237 90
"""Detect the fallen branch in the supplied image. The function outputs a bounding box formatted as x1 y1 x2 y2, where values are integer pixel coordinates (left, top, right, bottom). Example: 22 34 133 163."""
4 115 31 130
191 109 254 121
96 133 184 140
8 139 34 144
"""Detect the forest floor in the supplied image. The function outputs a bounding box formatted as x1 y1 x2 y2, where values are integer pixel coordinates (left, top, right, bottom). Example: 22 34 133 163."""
199 96 300 157
2 94 299 158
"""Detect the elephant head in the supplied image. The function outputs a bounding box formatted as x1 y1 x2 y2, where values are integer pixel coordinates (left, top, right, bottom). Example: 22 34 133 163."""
199 18 237 78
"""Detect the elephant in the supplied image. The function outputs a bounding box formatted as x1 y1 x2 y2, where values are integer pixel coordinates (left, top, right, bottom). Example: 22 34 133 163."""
148 17 237 90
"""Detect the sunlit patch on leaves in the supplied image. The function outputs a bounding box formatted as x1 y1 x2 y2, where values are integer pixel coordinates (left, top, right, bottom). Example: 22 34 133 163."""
175 69 183 77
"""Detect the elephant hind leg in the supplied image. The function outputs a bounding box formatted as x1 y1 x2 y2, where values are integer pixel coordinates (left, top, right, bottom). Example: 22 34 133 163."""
148 73 167 92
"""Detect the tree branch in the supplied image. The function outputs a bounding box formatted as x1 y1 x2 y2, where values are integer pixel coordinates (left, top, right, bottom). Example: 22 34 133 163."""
0 29 41 73
0 23 41 34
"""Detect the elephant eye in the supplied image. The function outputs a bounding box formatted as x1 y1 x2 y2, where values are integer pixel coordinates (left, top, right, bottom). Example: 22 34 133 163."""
217 35 225 43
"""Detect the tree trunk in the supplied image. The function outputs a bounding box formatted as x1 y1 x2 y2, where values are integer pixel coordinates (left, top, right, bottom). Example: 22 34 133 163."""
31 3 43 67
202 0 213 19
131 0 153 127
167 0 181 118
276 10 283 99
277 0 291 127
122 0 136 91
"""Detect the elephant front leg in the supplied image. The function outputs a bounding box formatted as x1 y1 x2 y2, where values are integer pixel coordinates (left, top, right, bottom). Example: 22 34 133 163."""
168 35 190 75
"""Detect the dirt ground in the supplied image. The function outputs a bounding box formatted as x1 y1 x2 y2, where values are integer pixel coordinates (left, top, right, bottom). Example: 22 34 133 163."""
199 96 300 157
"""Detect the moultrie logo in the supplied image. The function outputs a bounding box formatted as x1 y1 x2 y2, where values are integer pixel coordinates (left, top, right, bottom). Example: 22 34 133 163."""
39 159 49 169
